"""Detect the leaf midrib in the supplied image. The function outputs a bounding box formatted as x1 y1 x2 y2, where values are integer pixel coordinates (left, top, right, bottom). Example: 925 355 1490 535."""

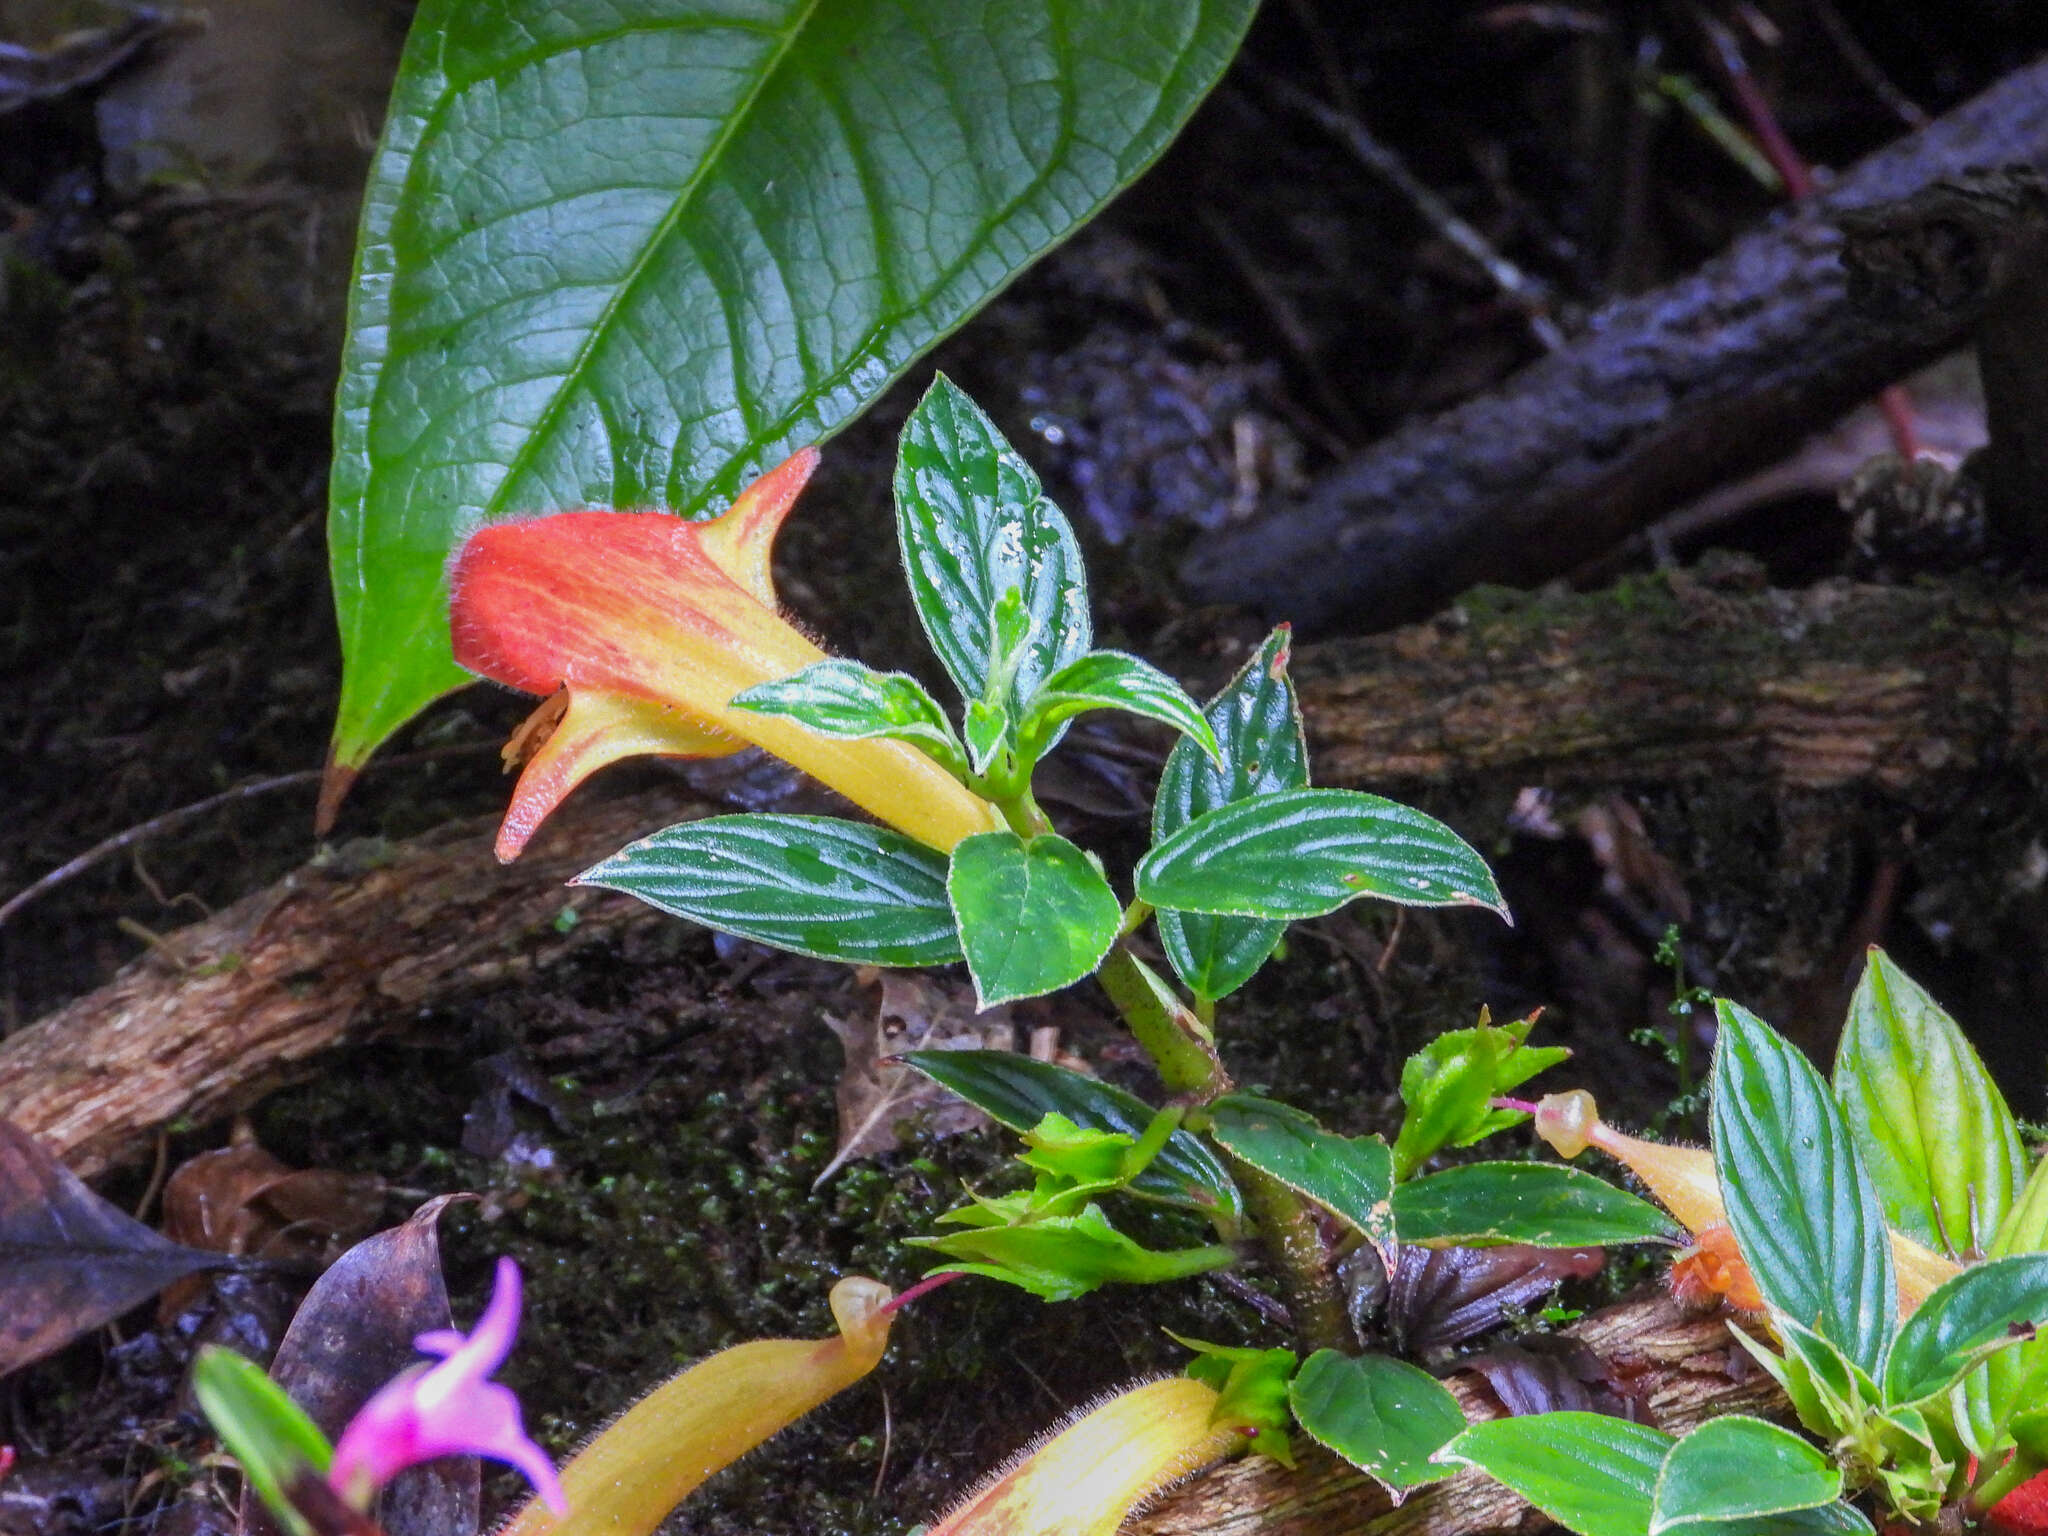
481 0 827 520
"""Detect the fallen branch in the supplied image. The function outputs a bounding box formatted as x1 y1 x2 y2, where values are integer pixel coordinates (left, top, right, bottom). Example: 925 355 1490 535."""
1291 575 2048 801
0 787 709 1179
1180 58 2048 632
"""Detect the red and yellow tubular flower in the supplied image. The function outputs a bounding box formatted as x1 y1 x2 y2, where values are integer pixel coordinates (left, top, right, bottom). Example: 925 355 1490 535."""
499 1276 897 1536
1529 1090 1959 1313
450 449 1002 860
927 1376 1252 1536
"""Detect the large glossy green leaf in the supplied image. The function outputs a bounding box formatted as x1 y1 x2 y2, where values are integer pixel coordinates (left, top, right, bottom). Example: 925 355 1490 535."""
1712 1000 1896 1375
578 813 960 965
1391 1162 1678 1248
900 1050 1241 1220
1650 1416 1840 1534
1440 1413 1673 1536
1136 788 1508 921
1207 1095 1395 1244
947 831 1120 1007
1881 1253 2048 1406
1833 948 2025 1256
328 0 1259 768
895 375 1091 711
1290 1349 1465 1492
1153 626 1307 1001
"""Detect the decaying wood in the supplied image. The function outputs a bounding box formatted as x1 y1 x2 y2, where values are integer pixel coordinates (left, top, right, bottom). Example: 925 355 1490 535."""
1136 1291 1782 1536
1292 575 2048 800
1180 59 2048 633
6 576 2048 1180
0 787 710 1179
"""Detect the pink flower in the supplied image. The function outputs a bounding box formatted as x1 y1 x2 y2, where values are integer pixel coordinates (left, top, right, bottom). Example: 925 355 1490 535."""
328 1259 566 1515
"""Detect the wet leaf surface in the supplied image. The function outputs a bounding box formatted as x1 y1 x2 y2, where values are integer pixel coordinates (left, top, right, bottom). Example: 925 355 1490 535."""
0 1119 230 1378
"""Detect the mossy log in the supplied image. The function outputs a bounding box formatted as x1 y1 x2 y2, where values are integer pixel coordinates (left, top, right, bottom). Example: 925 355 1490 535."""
6 575 2046 1180
1136 1291 1781 1536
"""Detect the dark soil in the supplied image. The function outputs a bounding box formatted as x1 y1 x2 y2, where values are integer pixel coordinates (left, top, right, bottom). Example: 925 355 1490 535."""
6 3 2048 1534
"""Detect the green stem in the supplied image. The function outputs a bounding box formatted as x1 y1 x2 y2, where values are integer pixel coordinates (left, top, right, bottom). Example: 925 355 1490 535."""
1228 1155 1350 1353
1097 945 1223 1096
1971 1453 2040 1516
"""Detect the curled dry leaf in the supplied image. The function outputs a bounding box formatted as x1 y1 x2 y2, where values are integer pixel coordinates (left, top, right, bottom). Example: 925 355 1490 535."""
241 1196 480 1536
1341 1240 1606 1360
813 972 1020 1188
0 1118 231 1378
160 1119 385 1319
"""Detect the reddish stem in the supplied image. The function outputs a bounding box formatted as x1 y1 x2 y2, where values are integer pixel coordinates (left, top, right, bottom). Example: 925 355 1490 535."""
877 1270 965 1316
1707 17 1925 463
1492 1096 1541 1115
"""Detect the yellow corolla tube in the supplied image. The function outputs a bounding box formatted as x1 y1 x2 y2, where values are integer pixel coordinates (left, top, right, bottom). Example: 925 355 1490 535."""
1528 1090 1959 1312
449 449 1003 859
499 1276 896 1536
926 1375 1251 1536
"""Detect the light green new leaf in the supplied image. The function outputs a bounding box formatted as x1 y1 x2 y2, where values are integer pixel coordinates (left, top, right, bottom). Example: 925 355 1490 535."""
1651 1416 1839 1533
578 813 961 966
1712 1000 1896 1376
1290 1349 1465 1492
1833 948 2025 1256
1207 1094 1395 1245
1136 788 1508 921
192 1348 333 1536
1391 1012 1568 1180
731 659 965 776
1392 1162 1678 1248
907 1200 1233 1301
328 0 1259 769
1153 625 1307 1001
900 1049 1240 1219
947 831 1121 1007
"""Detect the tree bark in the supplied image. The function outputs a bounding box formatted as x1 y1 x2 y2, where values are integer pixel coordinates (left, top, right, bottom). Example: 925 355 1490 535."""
1136 1291 1782 1536
0 787 710 1179
1180 60 2048 633
1291 575 2048 803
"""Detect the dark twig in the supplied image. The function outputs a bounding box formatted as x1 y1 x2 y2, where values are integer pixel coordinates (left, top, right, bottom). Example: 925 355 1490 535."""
1265 75 1567 353
0 743 499 929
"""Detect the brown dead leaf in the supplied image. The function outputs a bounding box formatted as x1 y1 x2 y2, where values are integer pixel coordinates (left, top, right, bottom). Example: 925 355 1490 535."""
0 1118 231 1379
813 972 1018 1188
240 1196 480 1536
159 1120 384 1319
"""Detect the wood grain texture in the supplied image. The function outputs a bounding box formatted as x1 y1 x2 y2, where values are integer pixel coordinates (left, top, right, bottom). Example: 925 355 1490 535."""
0 787 707 1178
